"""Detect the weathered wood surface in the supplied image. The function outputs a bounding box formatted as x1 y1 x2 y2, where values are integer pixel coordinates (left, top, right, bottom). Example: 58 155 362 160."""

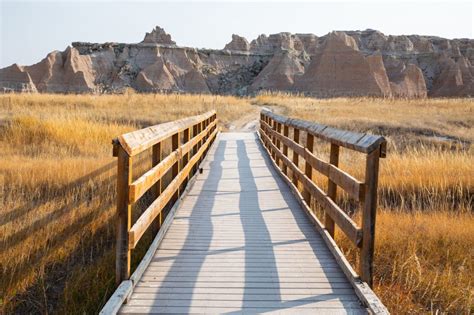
263 110 386 154
120 133 368 314
118 111 216 156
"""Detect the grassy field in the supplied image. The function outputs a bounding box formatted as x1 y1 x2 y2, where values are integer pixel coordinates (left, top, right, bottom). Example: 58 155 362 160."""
0 93 472 314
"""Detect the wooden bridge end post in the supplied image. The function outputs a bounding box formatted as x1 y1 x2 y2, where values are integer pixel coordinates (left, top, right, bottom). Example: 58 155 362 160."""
360 145 381 287
116 145 132 285
325 143 339 237
302 133 314 205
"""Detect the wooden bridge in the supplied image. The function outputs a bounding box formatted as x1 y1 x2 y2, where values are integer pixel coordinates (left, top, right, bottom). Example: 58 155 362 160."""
102 110 389 314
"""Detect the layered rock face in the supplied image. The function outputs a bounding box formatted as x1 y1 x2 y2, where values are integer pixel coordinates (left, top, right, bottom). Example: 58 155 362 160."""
1 27 473 97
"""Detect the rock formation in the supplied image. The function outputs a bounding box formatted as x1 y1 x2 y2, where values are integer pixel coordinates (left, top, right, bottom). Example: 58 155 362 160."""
224 35 250 51
142 26 176 45
1 26 473 97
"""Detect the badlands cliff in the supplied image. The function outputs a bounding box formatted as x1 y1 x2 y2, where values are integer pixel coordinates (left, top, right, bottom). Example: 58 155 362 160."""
1 26 473 97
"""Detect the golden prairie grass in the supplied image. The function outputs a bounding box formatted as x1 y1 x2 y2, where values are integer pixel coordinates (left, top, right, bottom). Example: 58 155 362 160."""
0 92 472 314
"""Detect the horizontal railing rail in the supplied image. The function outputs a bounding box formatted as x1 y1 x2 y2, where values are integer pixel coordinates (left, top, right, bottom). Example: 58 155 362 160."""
112 110 218 285
259 110 386 287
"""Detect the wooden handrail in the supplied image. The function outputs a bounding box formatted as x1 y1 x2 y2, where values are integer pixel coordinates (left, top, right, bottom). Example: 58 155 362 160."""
262 110 387 156
117 111 216 156
112 111 218 285
259 110 386 287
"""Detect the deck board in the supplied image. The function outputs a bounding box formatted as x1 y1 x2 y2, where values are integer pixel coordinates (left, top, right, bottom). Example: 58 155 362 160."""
120 132 367 314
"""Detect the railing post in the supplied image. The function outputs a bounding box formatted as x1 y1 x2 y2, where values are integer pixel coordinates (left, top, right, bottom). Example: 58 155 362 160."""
263 115 269 150
181 128 190 192
282 125 289 175
192 123 199 175
292 127 300 190
171 132 180 203
199 120 205 165
302 133 314 205
326 143 339 237
152 142 162 234
116 145 132 285
271 119 278 162
276 122 282 168
360 146 381 287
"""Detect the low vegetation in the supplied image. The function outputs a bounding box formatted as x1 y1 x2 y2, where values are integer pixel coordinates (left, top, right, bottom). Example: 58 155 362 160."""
0 93 472 314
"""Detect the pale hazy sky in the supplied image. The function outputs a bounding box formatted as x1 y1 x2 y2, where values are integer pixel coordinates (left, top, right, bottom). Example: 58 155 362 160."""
1 0 473 68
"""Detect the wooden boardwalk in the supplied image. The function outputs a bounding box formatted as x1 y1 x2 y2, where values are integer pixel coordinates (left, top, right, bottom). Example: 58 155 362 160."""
119 133 367 314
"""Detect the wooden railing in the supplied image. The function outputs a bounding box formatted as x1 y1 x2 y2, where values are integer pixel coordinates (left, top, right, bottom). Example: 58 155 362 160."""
112 111 218 285
259 110 386 287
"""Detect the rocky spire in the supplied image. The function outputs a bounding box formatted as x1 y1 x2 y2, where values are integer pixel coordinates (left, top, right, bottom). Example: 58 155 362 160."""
141 26 176 45
224 34 250 51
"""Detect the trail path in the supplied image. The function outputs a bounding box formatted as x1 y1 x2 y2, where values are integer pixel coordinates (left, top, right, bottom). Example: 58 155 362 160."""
227 105 275 132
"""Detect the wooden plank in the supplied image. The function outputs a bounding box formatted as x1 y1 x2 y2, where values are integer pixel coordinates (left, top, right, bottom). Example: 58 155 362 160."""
304 148 330 175
117 110 216 156
120 307 367 314
328 164 365 202
133 287 357 295
259 131 388 314
129 150 179 203
134 281 353 289
128 129 218 249
116 146 132 285
360 146 381 286
131 292 359 301
140 275 349 283
124 299 364 308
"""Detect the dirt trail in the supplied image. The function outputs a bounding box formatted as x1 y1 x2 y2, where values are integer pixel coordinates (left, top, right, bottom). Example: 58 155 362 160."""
226 105 275 132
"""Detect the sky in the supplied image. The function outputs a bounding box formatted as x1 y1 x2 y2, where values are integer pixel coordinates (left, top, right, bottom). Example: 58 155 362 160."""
0 0 473 68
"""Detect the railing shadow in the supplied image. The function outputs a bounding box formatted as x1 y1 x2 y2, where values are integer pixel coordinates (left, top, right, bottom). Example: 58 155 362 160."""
148 139 226 313
236 138 282 307
1 157 148 313
0 160 116 227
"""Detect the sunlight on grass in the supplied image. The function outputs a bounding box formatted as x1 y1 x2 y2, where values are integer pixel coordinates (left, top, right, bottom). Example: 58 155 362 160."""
0 93 472 314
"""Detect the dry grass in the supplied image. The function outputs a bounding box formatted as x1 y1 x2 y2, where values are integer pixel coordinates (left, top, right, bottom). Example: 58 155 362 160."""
0 92 472 314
